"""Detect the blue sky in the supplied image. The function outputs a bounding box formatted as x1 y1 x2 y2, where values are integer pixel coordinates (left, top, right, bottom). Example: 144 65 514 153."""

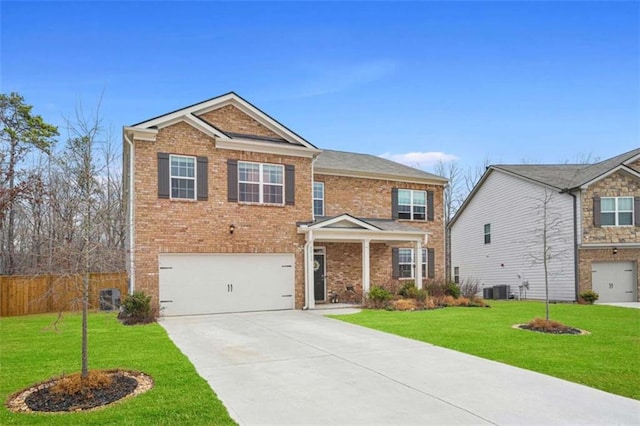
2 1 638 172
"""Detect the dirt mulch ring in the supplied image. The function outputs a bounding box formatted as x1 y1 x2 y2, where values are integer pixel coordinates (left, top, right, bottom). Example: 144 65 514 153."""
6 370 153 414
512 324 590 335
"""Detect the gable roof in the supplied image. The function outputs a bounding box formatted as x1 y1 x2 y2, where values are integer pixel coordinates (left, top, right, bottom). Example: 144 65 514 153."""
127 92 318 151
492 147 640 190
315 149 448 185
449 147 640 228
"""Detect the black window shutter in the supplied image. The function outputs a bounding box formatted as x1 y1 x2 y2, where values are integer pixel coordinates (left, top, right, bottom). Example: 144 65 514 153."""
427 248 435 279
593 196 601 227
427 190 434 221
227 159 238 202
197 156 208 201
635 197 640 226
391 188 399 219
285 164 295 206
157 152 170 199
392 248 400 278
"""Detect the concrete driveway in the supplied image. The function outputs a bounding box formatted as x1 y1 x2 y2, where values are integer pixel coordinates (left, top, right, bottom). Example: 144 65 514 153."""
160 310 640 425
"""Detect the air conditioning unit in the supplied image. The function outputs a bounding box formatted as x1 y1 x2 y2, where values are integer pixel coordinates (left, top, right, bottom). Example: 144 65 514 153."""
99 288 121 311
493 285 510 300
483 287 494 300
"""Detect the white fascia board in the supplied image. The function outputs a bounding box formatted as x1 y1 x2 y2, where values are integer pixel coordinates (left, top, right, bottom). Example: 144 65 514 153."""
298 226 425 242
123 127 158 142
307 214 380 231
580 165 640 189
314 167 448 186
216 138 321 159
624 152 640 165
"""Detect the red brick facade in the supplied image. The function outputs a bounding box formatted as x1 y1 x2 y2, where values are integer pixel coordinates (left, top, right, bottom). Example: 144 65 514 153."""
128 100 446 310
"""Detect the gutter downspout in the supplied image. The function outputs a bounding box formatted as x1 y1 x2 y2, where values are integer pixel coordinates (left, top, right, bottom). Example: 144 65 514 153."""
124 130 136 295
564 189 579 301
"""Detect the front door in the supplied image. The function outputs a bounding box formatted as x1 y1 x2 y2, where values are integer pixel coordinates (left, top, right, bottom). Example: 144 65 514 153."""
314 250 325 301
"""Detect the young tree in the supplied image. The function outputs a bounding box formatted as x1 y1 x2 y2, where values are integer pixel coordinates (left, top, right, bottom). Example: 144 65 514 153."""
524 188 568 320
0 92 58 274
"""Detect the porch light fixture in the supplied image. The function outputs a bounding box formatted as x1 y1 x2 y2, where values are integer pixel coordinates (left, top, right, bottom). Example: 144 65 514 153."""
229 224 236 234
613 247 618 255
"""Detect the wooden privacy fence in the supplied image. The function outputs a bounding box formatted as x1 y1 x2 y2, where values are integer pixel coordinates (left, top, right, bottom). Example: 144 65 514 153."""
0 272 128 317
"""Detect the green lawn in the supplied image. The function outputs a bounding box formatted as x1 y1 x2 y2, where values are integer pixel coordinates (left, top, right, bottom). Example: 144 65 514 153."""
0 312 236 425
333 301 640 400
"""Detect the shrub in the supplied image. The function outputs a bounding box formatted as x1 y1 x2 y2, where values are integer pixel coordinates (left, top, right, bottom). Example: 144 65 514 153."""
425 281 460 299
51 370 113 395
525 318 572 333
366 286 393 309
459 278 482 299
392 298 418 311
398 281 428 302
579 290 599 305
118 291 157 325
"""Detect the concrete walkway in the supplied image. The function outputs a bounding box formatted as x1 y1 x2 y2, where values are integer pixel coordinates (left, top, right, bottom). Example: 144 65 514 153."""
160 310 640 426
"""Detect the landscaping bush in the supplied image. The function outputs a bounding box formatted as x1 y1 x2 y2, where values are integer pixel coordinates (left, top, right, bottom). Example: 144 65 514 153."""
426 281 460 299
118 291 158 325
398 281 427 302
459 278 482 299
579 290 599 305
391 298 419 311
366 286 393 309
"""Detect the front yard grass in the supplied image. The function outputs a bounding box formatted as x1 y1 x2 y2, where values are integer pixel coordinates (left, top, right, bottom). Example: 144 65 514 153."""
333 301 640 400
0 312 236 425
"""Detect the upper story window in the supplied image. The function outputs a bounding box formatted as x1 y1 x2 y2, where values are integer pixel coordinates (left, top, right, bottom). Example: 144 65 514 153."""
398 189 426 220
484 223 491 244
238 161 284 204
313 182 324 216
602 197 633 226
170 155 196 200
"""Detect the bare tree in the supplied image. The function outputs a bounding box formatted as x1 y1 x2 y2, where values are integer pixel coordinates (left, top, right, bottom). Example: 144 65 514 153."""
463 156 491 195
524 188 568 320
434 160 464 281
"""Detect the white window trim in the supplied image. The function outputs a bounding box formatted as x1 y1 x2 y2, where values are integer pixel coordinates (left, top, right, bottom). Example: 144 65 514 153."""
601 196 634 227
398 189 427 221
238 161 284 205
169 154 196 200
313 182 324 217
484 223 491 244
398 248 427 280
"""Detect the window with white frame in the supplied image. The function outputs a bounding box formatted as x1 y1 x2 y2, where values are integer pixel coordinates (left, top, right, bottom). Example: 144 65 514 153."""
313 182 324 216
170 155 196 200
484 223 491 244
238 161 284 204
601 197 633 226
398 248 427 279
454 267 460 284
398 189 426 220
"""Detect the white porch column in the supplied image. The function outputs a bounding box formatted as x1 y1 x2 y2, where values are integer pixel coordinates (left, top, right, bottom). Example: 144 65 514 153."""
306 231 315 309
415 240 422 288
362 238 371 295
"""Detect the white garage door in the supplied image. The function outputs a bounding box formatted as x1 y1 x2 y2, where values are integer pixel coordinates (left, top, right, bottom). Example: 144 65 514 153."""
159 253 295 316
592 262 636 303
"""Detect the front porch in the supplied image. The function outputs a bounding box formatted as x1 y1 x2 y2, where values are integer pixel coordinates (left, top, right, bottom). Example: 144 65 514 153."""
298 214 429 310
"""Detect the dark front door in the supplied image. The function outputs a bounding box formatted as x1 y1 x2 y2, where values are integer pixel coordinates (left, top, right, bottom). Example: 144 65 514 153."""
314 253 325 301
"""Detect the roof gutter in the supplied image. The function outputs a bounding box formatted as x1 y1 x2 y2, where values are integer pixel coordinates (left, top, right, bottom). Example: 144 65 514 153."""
123 129 136 295
561 187 580 302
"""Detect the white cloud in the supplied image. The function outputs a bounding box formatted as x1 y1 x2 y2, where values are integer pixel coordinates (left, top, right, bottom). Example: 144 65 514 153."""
379 151 458 168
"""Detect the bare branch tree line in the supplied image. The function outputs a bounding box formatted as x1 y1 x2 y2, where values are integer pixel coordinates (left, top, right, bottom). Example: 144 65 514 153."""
1 92 125 277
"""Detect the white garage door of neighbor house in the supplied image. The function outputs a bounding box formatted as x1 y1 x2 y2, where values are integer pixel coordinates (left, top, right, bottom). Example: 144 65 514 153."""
591 262 637 303
159 253 295 316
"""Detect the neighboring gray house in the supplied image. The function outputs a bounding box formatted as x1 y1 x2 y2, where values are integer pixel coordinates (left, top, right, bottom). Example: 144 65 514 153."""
450 148 640 303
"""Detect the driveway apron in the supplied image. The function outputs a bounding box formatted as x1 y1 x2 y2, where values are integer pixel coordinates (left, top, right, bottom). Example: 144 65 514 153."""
160 310 640 426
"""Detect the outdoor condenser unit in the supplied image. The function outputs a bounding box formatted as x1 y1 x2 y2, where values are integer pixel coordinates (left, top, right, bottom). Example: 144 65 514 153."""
99 288 121 311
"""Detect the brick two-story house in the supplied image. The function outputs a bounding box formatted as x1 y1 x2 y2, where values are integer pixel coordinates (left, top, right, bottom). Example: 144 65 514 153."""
123 93 447 316
450 148 640 303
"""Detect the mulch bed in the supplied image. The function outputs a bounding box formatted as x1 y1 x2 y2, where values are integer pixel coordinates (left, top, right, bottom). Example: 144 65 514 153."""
6 370 153 413
513 324 590 335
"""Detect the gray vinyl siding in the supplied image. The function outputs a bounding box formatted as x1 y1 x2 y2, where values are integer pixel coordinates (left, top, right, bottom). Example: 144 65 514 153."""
451 170 575 301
